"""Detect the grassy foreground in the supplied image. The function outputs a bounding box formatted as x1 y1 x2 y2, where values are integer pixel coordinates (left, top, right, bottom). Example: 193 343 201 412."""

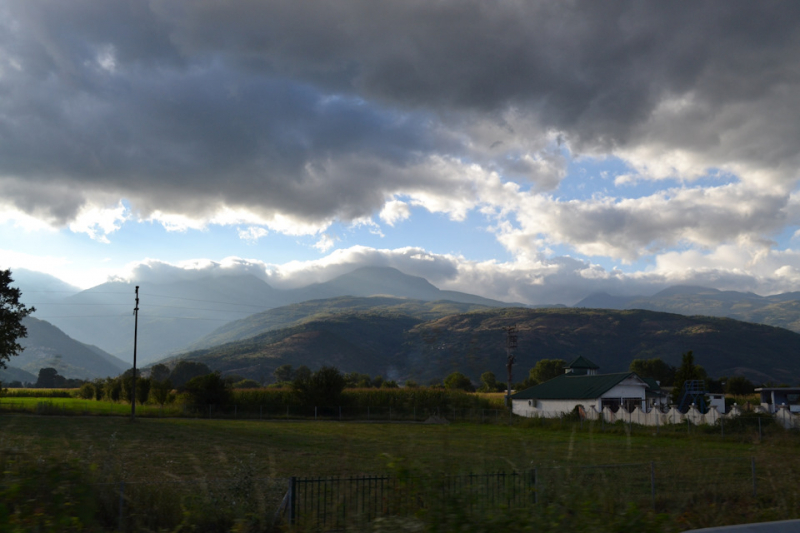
1 414 799 531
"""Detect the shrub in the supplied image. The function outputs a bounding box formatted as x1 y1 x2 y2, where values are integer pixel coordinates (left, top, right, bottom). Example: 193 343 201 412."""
78 382 96 400
232 379 262 389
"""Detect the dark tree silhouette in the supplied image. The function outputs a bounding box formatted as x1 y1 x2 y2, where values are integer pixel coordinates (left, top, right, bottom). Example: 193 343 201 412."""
0 269 35 369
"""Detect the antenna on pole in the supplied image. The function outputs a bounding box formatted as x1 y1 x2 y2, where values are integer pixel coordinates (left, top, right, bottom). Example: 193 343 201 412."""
503 325 518 408
131 285 139 420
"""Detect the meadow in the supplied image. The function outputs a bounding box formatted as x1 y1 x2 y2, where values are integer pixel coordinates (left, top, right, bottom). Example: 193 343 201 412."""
1 408 799 532
1 387 798 531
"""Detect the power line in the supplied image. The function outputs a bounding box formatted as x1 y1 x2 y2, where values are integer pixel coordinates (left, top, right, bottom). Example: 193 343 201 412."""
33 314 236 321
27 294 279 310
140 293 278 309
29 303 262 313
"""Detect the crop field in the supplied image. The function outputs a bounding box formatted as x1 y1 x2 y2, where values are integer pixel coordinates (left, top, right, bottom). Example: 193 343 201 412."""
2 410 800 531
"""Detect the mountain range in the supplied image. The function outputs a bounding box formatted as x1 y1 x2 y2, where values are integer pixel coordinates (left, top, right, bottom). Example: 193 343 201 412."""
9 267 800 384
13 266 515 365
4 317 128 382
575 286 800 332
169 306 800 385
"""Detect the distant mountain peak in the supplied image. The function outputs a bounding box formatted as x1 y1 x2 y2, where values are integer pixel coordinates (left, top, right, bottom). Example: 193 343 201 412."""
653 285 720 297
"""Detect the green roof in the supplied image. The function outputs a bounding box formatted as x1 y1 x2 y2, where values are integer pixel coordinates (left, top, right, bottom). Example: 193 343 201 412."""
641 377 661 392
564 356 600 370
511 372 639 400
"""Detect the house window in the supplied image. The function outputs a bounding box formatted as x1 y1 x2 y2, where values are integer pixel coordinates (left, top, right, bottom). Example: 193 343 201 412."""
601 398 620 412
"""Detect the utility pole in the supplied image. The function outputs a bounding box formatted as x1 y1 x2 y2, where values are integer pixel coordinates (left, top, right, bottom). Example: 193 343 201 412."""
503 325 518 407
131 285 139 420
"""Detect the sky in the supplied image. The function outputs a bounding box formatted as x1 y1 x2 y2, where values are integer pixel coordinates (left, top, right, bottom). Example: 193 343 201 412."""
2 1 800 305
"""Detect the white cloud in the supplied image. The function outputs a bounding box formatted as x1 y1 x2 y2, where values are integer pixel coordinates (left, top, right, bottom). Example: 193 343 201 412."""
497 182 796 261
237 226 268 243
379 199 411 226
313 234 337 252
68 202 128 243
0 204 59 232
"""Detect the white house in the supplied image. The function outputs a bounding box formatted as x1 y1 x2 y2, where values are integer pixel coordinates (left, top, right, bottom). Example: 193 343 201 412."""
756 387 800 414
511 357 653 418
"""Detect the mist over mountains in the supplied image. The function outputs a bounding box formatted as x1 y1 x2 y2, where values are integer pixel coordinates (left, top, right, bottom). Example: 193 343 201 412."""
13 266 517 366
8 266 800 384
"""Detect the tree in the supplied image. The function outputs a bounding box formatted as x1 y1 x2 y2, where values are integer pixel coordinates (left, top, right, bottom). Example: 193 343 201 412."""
726 376 755 396
169 361 212 389
150 377 173 406
529 359 567 384
0 270 35 369
629 358 676 386
443 371 474 392
232 379 262 389
294 365 312 383
478 371 503 392
184 372 232 413
292 366 346 406
150 363 171 383
36 367 65 388
273 364 295 383
344 371 372 388
104 377 122 401
670 351 708 404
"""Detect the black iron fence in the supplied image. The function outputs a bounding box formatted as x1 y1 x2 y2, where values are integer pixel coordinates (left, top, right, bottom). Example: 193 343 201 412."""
278 457 760 531
284 470 536 530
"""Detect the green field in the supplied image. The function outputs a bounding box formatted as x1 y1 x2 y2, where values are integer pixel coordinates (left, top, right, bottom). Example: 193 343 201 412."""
2 410 800 531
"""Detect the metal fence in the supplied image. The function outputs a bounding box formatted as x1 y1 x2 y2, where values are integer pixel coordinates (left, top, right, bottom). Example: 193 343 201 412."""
284 470 536 530
279 457 760 531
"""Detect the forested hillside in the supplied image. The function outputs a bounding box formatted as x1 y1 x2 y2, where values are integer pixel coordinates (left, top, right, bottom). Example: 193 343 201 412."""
168 307 800 385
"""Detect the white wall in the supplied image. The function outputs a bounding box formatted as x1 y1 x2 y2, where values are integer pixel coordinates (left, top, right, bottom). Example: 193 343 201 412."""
513 401 800 429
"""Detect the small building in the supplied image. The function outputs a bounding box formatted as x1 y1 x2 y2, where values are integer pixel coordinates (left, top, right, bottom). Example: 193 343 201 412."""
641 377 670 411
511 357 652 418
755 387 800 414
708 393 726 414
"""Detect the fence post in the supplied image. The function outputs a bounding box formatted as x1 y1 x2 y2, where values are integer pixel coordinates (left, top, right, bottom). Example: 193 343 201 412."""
758 417 762 441
650 462 656 510
721 416 724 438
118 481 125 532
289 477 296 525
751 457 757 497
534 467 538 504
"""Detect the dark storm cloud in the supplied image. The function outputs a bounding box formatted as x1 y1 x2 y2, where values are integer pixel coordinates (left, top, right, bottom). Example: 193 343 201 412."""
156 1 800 151
1 1 799 228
